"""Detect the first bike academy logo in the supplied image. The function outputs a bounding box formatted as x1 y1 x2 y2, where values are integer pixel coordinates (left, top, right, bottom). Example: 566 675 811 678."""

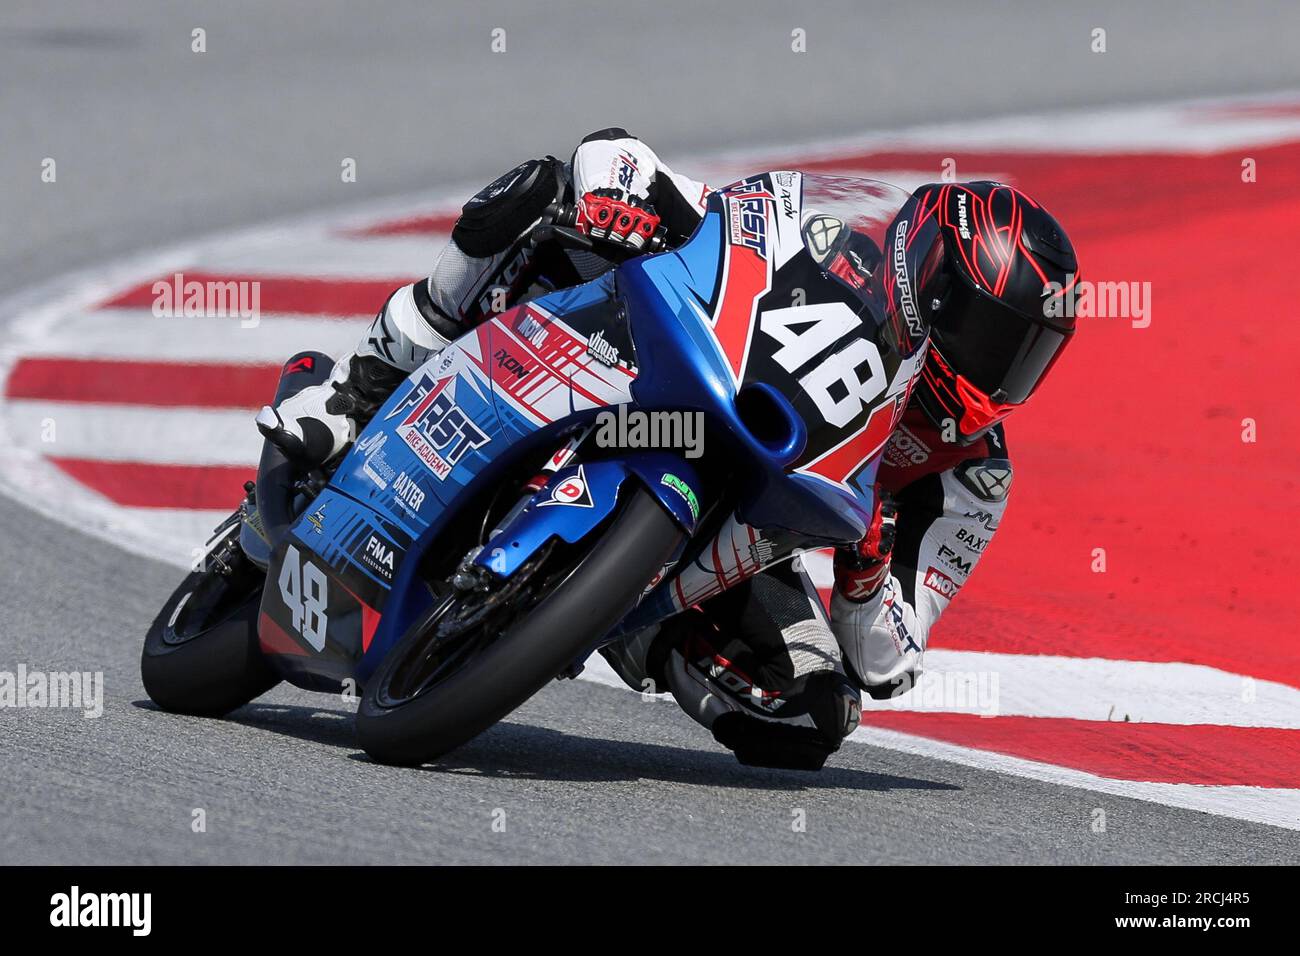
383 374 490 481
725 177 774 257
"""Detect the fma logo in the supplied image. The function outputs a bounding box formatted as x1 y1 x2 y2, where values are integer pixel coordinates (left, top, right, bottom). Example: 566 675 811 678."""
390 376 491 481
355 531 400 583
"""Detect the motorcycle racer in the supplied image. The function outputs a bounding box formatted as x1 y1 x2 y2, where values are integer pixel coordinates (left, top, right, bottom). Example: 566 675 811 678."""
653 180 1079 769
829 181 1079 704
256 131 1080 771
256 128 709 467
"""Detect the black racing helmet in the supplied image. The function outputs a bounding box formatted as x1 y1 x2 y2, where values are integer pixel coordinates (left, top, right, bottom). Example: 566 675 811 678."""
897 181 1081 444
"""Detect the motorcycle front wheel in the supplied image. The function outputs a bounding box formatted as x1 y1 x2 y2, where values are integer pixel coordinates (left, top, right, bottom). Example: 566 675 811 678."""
356 485 682 766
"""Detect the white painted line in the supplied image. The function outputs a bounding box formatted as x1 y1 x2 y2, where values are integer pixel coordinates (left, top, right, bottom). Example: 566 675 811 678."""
195 230 447 278
7 401 262 465
849 724 1300 833
19 309 366 363
577 654 1300 832
864 650 1300 728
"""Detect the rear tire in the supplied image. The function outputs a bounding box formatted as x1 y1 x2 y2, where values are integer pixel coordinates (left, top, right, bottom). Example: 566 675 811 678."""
357 486 682 765
141 530 279 717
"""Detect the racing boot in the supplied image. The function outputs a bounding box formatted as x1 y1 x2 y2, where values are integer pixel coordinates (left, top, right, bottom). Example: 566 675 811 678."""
599 623 677 696
256 279 460 465
663 566 862 771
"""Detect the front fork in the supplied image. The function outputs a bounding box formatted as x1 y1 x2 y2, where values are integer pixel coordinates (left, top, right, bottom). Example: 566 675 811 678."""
470 448 704 582
486 426 593 541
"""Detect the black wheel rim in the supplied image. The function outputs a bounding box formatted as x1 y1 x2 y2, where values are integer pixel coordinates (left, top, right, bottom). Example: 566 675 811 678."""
377 543 562 706
161 526 262 646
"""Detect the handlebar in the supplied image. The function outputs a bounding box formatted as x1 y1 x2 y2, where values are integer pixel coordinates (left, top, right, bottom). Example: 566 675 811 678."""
532 200 670 256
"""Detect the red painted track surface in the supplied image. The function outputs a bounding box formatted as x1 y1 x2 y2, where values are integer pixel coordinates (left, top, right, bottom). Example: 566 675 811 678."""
859 712 1300 788
102 274 413 317
790 140 1300 785
49 459 254 510
8 357 281 408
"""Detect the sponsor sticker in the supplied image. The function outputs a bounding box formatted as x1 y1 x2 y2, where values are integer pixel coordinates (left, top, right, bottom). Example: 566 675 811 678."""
359 431 396 490
924 565 959 598
354 530 401 584
391 471 426 515
660 473 700 521
937 543 973 576
538 466 594 508
884 422 932 467
391 377 491 481
586 328 620 366
493 346 530 380
306 503 326 534
514 311 549 348
724 178 774 257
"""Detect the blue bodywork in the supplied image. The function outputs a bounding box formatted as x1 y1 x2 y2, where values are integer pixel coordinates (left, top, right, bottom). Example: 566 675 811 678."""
258 173 889 690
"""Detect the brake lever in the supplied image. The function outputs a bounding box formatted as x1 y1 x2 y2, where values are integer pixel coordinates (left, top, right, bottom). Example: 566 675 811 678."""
531 223 596 252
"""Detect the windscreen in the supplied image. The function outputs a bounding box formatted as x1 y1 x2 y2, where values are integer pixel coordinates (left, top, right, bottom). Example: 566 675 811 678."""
799 175 920 356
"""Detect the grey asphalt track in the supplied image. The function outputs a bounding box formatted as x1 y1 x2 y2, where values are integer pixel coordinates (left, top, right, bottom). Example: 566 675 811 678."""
3 1 1300 864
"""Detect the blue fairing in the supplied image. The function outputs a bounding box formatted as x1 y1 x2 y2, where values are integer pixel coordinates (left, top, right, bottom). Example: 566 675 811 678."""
619 248 874 542
261 171 913 690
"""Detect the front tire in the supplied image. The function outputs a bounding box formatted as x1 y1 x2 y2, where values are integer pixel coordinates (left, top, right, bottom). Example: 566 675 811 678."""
357 486 683 765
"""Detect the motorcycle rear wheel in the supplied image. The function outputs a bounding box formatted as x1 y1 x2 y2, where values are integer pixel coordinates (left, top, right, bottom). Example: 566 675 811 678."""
141 514 279 716
356 485 682 766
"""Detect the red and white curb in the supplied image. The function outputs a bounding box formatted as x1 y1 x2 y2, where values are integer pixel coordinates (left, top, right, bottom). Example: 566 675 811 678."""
4 92 1299 832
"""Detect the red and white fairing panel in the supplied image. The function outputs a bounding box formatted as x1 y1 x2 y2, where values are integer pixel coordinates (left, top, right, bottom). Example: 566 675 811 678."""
413 301 639 433
795 343 925 494
705 171 929 498
707 171 810 385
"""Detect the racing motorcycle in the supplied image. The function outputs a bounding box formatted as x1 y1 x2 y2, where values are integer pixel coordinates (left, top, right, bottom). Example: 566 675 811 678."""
141 172 929 766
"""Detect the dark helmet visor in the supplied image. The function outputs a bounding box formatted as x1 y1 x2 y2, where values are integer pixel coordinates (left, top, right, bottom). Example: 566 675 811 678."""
933 275 1074 405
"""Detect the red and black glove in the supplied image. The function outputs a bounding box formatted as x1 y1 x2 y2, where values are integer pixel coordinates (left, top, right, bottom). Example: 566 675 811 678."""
833 488 899 602
576 188 661 252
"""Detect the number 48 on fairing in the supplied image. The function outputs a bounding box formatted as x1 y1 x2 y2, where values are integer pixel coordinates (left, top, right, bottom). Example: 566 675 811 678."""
278 545 329 650
760 302 886 428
